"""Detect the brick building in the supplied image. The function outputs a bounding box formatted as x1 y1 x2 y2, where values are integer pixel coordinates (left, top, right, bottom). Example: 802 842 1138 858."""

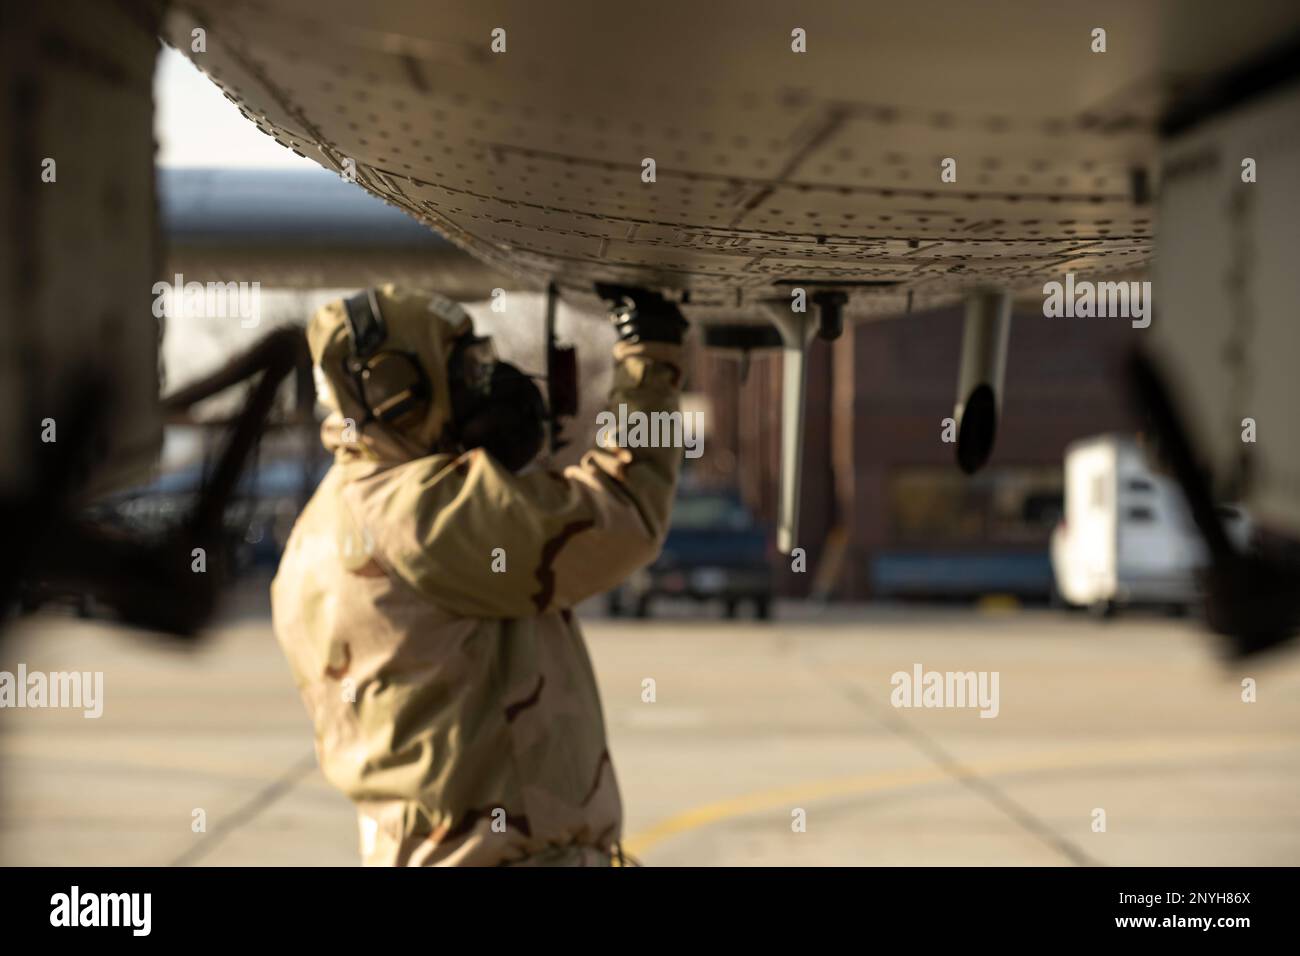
689 304 1141 599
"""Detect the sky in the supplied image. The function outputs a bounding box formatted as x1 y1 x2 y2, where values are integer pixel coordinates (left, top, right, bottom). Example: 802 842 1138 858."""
153 44 318 170
148 42 613 432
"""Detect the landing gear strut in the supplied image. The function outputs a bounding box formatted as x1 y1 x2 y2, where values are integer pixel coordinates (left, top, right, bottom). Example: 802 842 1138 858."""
761 299 824 555
953 289 1012 474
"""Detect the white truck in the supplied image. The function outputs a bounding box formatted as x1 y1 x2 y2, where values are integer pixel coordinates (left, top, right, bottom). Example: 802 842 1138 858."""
1050 434 1251 615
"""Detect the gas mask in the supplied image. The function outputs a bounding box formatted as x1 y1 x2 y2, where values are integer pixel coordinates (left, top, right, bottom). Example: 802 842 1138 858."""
446 334 546 473
341 288 545 472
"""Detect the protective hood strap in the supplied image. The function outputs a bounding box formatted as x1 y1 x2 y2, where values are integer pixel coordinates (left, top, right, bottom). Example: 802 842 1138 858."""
343 288 387 359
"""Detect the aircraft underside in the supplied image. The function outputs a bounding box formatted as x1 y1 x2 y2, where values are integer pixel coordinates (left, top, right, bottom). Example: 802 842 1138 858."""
2 0 1298 653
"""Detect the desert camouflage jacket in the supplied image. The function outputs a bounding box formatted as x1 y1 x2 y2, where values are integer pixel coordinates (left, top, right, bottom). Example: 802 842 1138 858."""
271 287 683 864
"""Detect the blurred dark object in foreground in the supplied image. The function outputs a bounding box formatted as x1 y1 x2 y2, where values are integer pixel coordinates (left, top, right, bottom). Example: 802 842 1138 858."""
1127 351 1300 658
3 328 312 638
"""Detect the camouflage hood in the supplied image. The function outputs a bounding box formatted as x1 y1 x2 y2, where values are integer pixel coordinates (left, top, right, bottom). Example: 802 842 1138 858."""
308 285 474 464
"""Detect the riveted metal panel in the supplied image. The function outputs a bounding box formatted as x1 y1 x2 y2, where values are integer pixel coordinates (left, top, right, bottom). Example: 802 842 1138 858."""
162 1 1299 324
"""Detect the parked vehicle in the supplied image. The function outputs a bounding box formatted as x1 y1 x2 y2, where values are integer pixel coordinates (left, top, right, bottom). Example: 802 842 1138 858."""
89 457 329 576
608 489 772 619
1050 434 1251 615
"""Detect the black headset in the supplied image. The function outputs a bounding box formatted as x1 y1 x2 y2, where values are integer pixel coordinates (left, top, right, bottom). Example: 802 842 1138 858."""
342 288 545 471
342 288 431 431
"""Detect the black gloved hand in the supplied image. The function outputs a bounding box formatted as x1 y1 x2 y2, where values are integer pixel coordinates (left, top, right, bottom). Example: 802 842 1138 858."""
596 283 689 346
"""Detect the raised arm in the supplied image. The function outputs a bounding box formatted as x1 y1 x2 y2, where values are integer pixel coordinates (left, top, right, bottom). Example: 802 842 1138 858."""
351 292 690 618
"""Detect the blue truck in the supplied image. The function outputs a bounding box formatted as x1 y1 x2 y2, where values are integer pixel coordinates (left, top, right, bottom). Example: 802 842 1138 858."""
607 488 773 619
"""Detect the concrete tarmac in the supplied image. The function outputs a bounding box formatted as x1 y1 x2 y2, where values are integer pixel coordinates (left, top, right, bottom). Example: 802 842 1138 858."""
2 583 1298 866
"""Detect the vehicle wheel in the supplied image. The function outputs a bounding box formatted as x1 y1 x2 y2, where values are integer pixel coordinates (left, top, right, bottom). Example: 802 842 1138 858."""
1048 584 1067 609
634 596 651 619
754 597 772 620
723 599 739 619
1050 588 1084 613
1089 599 1117 620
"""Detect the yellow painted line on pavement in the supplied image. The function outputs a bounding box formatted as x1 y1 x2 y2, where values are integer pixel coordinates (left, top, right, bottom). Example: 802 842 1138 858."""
623 734 1298 858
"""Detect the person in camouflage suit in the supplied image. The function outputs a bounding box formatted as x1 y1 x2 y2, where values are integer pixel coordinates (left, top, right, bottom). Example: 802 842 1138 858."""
271 284 686 865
